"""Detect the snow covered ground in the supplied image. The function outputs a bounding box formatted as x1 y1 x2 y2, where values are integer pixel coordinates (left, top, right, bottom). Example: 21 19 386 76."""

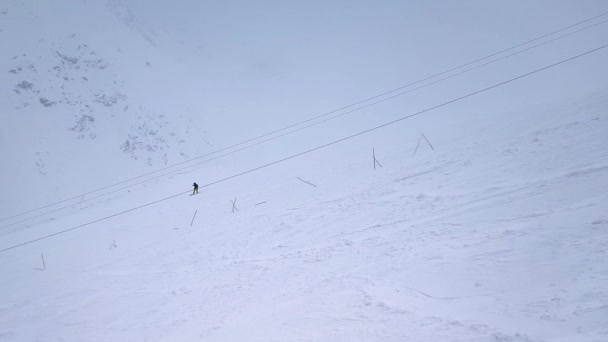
2 1 608 341
1 91 607 341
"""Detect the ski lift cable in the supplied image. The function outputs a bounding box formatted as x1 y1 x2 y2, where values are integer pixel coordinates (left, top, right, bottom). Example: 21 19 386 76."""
2 10 608 223
1 41 606 253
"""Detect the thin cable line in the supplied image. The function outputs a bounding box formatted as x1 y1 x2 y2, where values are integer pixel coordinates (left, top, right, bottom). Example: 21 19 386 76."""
1 42 605 253
0 190 191 253
3 17 607 230
2 10 607 223
198 44 608 189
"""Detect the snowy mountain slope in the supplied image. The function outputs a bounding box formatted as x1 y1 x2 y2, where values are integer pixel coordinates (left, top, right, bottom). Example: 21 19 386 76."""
0 0 212 214
3 0 608 217
2 1 608 341
1 88 607 341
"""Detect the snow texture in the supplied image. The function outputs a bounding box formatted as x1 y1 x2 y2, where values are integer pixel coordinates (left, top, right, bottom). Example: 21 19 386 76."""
1 0 608 341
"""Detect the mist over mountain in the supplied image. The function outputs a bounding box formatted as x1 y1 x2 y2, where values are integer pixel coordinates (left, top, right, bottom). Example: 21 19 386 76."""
2 0 606 214
1 1 608 340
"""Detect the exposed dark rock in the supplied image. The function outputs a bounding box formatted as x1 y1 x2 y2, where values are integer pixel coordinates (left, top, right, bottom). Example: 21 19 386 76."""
39 97 57 107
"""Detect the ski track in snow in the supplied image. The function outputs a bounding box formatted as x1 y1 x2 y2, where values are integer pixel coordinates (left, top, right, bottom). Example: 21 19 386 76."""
1 98 608 340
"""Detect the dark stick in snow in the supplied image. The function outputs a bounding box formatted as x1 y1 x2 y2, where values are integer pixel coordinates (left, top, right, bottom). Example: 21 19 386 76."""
190 210 198 226
297 177 317 187
34 254 46 271
422 133 435 150
412 138 421 157
373 148 383 169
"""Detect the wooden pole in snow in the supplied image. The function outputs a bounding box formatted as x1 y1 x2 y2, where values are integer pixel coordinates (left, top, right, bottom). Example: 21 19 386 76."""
231 198 239 212
190 210 198 226
422 133 434 150
297 177 317 187
373 148 383 169
412 138 421 157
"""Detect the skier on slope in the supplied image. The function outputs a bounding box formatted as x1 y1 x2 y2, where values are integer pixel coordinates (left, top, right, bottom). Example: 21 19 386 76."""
192 182 199 195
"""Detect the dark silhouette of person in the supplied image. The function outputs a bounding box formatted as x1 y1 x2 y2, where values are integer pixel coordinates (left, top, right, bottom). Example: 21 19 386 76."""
192 182 199 195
